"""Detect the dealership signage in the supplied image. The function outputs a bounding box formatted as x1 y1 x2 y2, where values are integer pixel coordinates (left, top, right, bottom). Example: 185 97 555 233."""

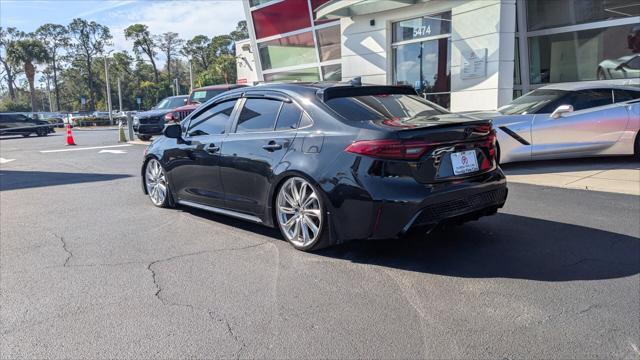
461 48 487 79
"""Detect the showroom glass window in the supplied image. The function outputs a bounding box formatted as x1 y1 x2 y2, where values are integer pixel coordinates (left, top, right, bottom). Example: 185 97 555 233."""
249 0 343 82
526 0 638 31
391 11 452 108
528 24 639 84
259 32 316 70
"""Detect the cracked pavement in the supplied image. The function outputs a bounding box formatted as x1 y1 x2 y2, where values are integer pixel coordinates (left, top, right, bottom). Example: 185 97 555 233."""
1 130 639 358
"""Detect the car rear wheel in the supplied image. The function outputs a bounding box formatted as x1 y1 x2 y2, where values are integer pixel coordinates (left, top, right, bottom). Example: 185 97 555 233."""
276 177 326 251
145 159 172 208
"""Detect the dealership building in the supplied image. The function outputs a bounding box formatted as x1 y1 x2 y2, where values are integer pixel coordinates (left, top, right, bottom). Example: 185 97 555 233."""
237 0 640 111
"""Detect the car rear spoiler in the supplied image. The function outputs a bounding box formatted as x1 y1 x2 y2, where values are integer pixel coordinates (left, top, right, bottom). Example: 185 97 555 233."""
317 85 417 102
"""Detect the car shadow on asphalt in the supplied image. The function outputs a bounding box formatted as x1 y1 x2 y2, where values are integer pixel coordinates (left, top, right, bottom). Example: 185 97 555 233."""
501 156 639 175
317 213 640 282
0 170 132 191
176 208 639 282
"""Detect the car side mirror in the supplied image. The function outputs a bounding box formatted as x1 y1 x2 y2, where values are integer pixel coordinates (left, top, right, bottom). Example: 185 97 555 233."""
164 123 182 139
550 104 573 119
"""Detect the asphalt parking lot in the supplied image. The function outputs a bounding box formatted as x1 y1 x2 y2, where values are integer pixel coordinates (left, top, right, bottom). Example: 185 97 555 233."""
1 130 639 359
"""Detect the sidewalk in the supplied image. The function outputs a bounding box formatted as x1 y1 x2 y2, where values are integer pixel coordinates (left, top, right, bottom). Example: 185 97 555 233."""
501 157 640 196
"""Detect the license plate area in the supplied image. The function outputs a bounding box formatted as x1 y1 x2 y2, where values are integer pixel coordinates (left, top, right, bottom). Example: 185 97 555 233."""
450 150 479 176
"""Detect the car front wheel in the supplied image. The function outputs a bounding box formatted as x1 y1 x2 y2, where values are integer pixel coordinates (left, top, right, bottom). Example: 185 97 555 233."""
144 159 172 208
138 135 151 141
275 177 328 251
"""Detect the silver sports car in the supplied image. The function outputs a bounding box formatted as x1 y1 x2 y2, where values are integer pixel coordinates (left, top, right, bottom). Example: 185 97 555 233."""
467 80 640 164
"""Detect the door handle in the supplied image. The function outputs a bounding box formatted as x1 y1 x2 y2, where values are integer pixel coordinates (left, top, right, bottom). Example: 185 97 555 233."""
206 143 220 154
262 141 282 152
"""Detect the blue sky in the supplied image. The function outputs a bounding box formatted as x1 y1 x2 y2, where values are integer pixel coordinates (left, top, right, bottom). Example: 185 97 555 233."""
1 0 246 57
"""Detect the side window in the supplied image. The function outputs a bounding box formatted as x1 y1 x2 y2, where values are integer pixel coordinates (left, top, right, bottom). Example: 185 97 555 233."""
614 89 640 102
275 102 301 131
299 113 313 128
568 89 613 111
626 56 640 70
187 100 236 137
236 98 281 133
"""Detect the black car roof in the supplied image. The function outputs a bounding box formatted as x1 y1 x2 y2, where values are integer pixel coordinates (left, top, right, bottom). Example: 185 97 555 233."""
219 82 417 102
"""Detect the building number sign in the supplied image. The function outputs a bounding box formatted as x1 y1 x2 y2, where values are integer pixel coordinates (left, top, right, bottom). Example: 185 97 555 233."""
413 25 432 38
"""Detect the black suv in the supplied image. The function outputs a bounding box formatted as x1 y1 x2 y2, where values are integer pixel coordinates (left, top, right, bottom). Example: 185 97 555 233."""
132 96 188 141
0 113 55 137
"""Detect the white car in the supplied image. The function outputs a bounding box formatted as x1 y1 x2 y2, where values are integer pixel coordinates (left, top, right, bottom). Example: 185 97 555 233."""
466 80 640 163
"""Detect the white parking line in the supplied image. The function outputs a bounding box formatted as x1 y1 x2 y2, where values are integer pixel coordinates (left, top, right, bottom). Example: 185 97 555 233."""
99 149 127 154
0 157 16 164
40 144 132 153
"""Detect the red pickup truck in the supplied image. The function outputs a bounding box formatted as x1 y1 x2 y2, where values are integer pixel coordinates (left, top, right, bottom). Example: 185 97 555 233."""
165 84 247 123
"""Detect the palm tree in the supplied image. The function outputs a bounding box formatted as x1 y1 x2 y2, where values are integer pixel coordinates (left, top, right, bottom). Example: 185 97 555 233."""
7 39 49 112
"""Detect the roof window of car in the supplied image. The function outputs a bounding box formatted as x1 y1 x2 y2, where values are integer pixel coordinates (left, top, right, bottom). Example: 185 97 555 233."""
325 94 445 122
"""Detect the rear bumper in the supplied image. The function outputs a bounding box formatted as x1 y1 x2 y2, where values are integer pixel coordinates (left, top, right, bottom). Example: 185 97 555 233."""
326 168 507 242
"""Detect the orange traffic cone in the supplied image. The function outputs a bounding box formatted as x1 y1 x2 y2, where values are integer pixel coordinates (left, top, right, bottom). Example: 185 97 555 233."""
66 124 76 146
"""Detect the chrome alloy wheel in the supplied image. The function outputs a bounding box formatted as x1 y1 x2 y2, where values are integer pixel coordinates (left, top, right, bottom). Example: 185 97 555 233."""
276 177 323 248
145 159 168 206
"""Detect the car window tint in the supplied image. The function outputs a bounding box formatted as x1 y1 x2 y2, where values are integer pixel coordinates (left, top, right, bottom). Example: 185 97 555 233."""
275 102 301 131
236 98 281 133
614 89 640 102
325 94 445 121
299 113 313 128
187 100 236 137
567 89 613 111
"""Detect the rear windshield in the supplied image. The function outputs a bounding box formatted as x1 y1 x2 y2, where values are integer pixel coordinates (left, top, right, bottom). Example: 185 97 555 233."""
189 89 226 104
325 94 446 121
154 97 187 110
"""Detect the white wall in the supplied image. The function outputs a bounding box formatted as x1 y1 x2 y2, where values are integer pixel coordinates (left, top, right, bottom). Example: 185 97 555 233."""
235 39 259 85
340 0 516 111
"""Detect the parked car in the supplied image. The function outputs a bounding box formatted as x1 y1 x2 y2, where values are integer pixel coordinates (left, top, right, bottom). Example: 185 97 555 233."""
0 113 55 137
65 111 92 127
141 83 507 251
164 85 247 123
466 81 640 164
133 95 188 141
37 112 66 128
597 55 640 80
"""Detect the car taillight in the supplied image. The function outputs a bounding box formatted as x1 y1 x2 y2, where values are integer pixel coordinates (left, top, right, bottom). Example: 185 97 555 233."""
345 139 433 160
485 130 497 159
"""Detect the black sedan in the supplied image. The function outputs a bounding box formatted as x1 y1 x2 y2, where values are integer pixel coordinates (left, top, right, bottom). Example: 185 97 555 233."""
133 95 188 140
0 113 55 137
141 83 508 251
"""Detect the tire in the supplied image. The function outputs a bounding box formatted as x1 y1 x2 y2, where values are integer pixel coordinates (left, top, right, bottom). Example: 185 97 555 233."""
137 135 151 141
275 176 329 251
36 128 47 137
22 133 30 137
144 158 173 208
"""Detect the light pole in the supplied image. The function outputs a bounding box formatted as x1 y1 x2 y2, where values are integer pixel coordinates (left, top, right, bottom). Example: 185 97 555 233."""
104 50 114 126
117 78 123 112
45 75 53 112
189 60 193 93
174 78 180 95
